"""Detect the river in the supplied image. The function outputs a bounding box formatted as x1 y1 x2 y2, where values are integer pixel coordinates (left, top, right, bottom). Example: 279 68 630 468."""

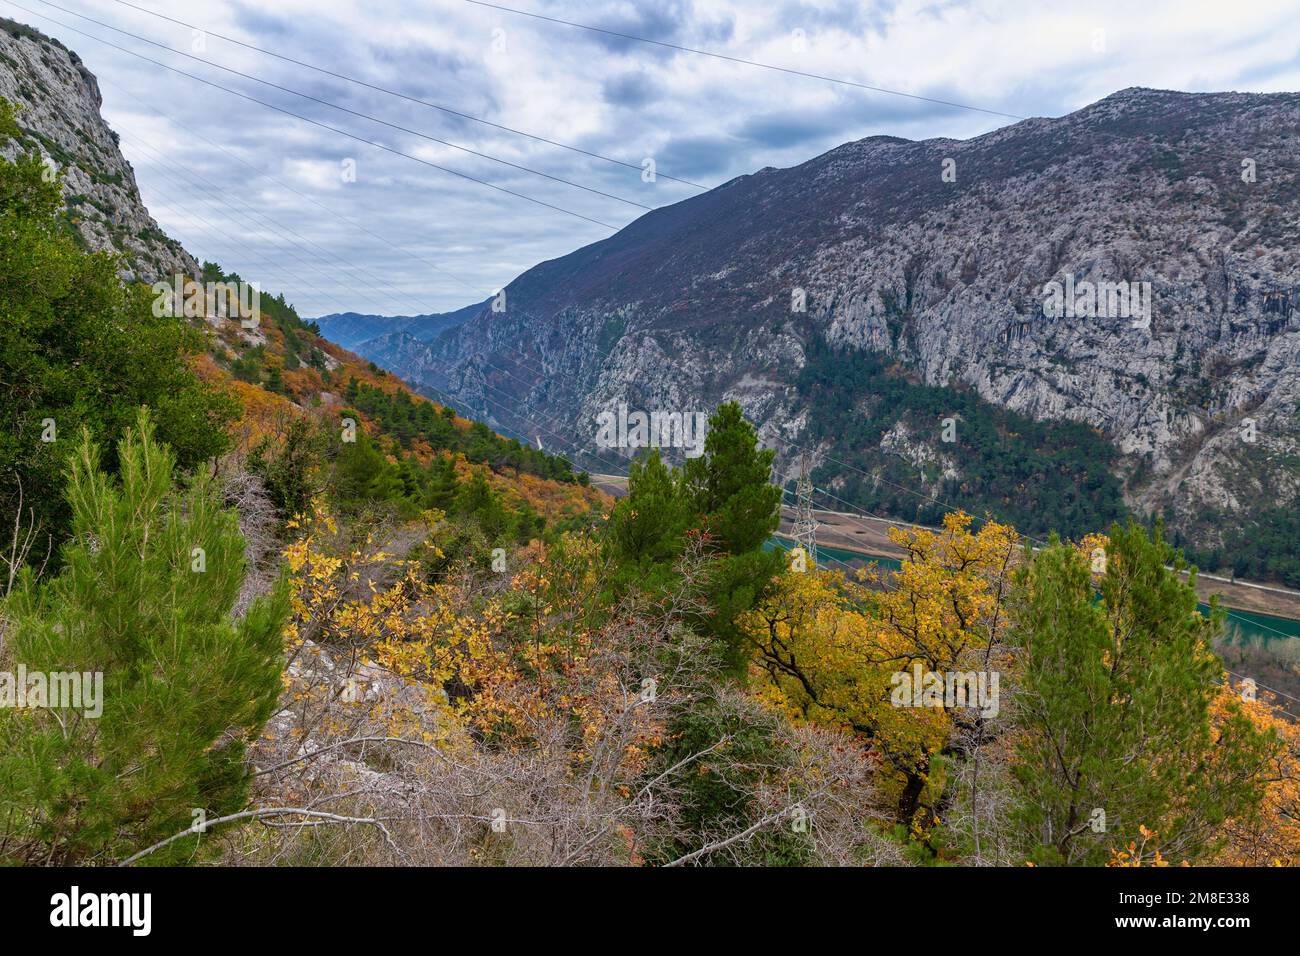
766 538 1300 659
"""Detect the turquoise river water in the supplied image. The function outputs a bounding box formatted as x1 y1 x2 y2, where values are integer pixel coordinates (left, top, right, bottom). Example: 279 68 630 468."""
767 537 1300 659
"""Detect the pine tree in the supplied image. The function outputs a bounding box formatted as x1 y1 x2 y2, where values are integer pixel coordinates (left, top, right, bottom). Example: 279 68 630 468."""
599 404 788 666
454 470 509 540
1008 522 1276 865
332 430 402 506
0 411 289 865
423 453 460 512
682 401 783 554
608 448 692 564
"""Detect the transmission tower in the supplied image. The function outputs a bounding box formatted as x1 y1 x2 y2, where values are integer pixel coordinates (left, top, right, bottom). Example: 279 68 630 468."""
794 450 818 566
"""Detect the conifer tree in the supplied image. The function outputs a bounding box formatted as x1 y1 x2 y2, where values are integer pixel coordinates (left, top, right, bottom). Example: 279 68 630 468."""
0 411 289 865
608 448 692 564
1008 522 1275 865
682 401 783 554
602 404 786 668
423 453 460 512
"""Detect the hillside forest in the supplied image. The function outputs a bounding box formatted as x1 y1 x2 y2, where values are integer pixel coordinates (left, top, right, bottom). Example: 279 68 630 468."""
1 97 1298 867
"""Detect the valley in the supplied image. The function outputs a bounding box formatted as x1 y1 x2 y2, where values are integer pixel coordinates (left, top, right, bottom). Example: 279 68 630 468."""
593 471 1300 633
2 2 1298 883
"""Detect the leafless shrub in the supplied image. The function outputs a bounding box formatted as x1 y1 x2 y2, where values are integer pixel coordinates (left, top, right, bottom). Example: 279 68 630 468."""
939 729 1021 866
221 470 280 617
182 535 896 868
1 476 50 598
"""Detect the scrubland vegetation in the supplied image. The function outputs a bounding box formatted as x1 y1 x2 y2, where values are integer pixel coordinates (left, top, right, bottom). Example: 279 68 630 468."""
2 98 1297 867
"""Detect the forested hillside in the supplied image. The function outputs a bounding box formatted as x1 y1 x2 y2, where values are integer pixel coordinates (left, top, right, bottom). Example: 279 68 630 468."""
1 19 1298 871
373 85 1300 587
797 339 1130 539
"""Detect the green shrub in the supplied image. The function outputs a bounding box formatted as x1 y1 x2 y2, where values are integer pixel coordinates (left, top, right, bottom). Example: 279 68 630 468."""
0 411 289 865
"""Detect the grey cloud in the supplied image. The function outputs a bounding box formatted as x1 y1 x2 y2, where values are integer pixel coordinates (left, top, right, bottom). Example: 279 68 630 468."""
655 132 739 179
13 0 1295 318
601 70 660 108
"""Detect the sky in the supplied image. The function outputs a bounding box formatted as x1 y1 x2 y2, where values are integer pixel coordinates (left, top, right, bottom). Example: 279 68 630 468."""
5 0 1300 317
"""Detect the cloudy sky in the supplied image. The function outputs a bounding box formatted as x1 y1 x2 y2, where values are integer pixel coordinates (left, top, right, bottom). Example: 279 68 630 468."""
7 0 1300 316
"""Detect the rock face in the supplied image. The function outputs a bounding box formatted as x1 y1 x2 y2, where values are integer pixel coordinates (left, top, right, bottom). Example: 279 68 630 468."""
359 87 1300 545
0 16 195 282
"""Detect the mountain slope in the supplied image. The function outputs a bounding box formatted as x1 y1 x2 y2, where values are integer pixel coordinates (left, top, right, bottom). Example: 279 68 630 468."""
0 16 195 281
360 87 1300 557
0 18 600 525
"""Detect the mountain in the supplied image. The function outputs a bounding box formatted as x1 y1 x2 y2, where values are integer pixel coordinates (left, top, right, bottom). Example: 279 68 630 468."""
314 299 484 351
352 87 1300 565
0 17 598 523
0 16 195 281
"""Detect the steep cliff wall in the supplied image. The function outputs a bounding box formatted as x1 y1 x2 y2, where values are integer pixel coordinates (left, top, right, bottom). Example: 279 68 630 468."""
0 16 195 281
360 87 1300 546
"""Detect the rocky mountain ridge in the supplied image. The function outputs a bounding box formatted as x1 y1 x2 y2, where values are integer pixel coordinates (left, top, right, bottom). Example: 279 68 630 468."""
0 16 195 281
353 87 1300 550
314 299 484 351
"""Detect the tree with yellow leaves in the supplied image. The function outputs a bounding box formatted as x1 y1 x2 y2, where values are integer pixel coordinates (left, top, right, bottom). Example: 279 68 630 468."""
1214 682 1300 866
742 512 1019 838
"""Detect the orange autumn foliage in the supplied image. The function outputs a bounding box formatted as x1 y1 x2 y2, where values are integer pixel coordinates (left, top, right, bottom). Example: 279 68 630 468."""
1215 682 1300 866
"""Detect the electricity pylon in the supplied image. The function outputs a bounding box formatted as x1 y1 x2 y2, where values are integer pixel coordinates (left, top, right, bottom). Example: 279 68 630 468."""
794 450 818 567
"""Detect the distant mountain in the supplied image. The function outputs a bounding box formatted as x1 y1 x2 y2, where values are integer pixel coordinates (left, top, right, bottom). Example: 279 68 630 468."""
0 18 592 508
347 87 1300 565
314 300 485 351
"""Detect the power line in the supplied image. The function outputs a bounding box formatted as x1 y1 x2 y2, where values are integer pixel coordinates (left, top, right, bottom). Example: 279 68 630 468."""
108 193 1300 728
466 340 1285 604
12 9 1300 733
105 96 436 310
306 286 1300 723
478 338 966 535
99 75 486 298
440 339 1300 668
100 0 709 190
453 4 1300 512
23 1 1297 683
104 141 643 498
3 0 622 229
792 449 817 559
106 155 421 333
463 0 1026 121
106 152 1300 725
431 335 1002 541
30 0 652 211
112 126 443 319
773 489 1300 719
780 485 1300 721
53 5 1298 489
209 281 1300 723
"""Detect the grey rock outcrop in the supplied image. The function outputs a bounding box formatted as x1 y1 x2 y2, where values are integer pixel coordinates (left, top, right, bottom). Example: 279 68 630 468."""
0 16 196 282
